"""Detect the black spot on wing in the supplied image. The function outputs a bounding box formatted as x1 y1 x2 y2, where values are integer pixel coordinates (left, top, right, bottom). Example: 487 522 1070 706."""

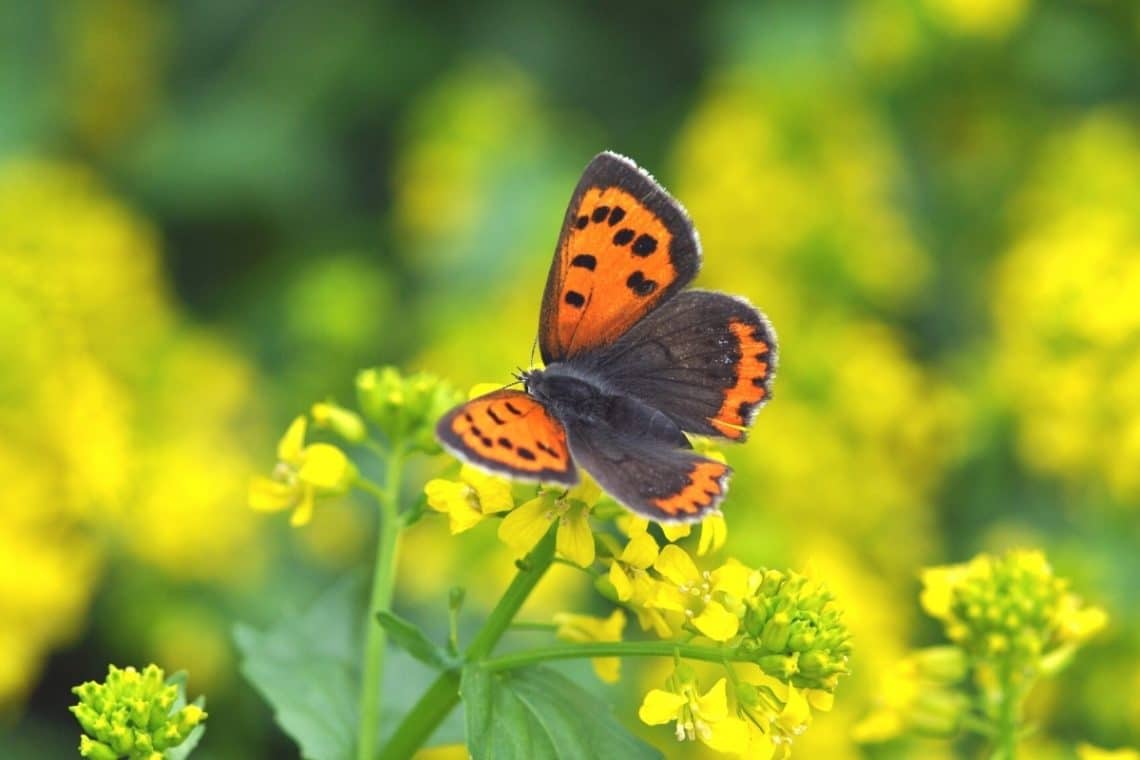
487 408 504 425
591 206 610 223
575 215 589 229
517 447 537 461
564 291 586 308
497 437 513 449
571 254 597 270
608 206 626 225
632 234 657 256
626 271 658 296
613 228 635 246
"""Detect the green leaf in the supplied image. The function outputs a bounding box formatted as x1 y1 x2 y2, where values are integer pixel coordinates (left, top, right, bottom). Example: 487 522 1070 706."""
376 611 457 670
460 665 662 760
234 575 366 760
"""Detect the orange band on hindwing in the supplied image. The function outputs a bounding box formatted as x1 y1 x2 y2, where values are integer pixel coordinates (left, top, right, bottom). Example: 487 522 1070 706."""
651 460 730 517
709 319 772 440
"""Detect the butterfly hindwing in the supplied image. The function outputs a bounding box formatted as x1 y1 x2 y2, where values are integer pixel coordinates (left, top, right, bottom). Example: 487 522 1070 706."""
539 152 700 363
582 290 777 441
566 422 731 523
436 390 578 485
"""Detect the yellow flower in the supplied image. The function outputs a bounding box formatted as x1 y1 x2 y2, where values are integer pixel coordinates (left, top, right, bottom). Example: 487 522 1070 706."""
604 523 677 638
639 676 744 751
425 465 513 534
249 416 356 526
651 545 744 641
498 479 600 567
552 609 626 683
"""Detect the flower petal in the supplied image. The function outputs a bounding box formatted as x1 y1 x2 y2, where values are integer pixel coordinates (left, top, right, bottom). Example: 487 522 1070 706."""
290 488 316 526
638 689 686 726
654 544 699 586
557 505 596 567
609 562 633 601
425 479 470 514
701 715 750 754
698 513 727 555
498 496 553 554
462 466 514 514
277 416 307 463
691 601 740 641
712 559 753 599
659 522 691 543
298 444 354 490
695 678 729 721
248 476 297 512
620 531 660 569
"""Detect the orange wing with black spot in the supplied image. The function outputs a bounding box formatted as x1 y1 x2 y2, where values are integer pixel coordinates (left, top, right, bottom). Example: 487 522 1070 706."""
539 152 700 363
586 290 777 442
566 421 731 523
436 390 578 485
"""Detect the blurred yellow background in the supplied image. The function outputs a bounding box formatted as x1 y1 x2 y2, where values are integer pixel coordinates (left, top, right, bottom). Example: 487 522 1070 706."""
2 1 1138 757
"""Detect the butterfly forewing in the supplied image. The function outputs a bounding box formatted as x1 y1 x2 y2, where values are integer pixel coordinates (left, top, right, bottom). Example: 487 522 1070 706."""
436 390 578 485
538 152 700 363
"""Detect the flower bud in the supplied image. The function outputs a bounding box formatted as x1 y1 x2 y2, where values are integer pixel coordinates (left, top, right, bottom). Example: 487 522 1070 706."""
356 367 461 452
311 401 367 443
79 736 118 760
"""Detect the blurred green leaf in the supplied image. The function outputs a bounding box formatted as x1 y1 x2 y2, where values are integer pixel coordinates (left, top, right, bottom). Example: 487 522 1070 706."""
460 664 661 760
375 611 456 671
234 575 366 760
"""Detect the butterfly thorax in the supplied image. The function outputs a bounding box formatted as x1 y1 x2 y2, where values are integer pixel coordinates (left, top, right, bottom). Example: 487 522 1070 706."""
522 365 689 450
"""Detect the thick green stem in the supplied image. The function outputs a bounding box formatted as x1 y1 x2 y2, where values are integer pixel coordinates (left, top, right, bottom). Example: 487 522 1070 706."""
377 525 558 759
483 641 732 672
357 447 404 760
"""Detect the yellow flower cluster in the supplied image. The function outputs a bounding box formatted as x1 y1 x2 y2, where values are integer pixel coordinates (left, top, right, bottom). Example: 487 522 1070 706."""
858 549 1108 748
0 160 265 705
70 664 205 760
423 429 852 757
640 665 814 760
920 549 1107 670
993 114 1140 502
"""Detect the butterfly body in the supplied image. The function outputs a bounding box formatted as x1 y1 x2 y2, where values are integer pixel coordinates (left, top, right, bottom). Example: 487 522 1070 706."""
522 365 691 452
437 152 777 522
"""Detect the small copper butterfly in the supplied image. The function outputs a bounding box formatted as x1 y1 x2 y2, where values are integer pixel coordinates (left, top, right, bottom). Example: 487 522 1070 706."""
437 152 777 522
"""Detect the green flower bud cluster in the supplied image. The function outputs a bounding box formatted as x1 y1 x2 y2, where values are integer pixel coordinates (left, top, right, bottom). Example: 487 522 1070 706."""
356 367 461 453
739 569 852 691
70 665 206 760
937 551 1067 666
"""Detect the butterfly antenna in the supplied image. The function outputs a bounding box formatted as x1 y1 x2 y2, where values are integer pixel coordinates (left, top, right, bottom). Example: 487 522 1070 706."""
529 334 539 369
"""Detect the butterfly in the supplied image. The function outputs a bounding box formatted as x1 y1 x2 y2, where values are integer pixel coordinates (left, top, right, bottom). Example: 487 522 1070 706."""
436 152 776 523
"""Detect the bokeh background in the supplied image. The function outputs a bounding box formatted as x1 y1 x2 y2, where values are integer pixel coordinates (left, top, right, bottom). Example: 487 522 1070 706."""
3 1 1139 757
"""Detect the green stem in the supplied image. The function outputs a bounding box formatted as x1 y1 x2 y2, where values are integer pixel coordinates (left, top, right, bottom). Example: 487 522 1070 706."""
482 641 733 672
993 666 1022 760
357 446 405 760
377 525 558 759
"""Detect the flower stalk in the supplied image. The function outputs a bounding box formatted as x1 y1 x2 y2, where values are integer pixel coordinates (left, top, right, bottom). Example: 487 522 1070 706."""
357 444 405 760
378 524 559 759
